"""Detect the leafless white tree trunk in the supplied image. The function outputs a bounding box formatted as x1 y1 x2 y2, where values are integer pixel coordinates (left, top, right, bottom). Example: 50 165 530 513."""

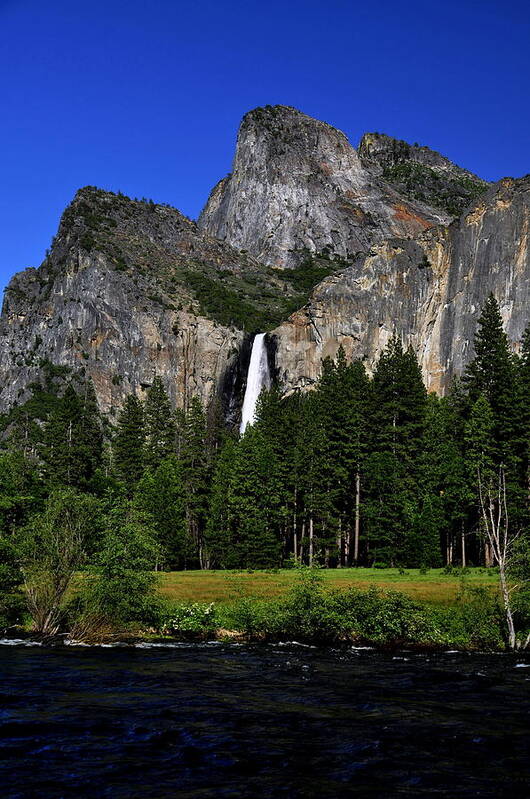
477 465 520 650
308 512 314 567
353 471 361 565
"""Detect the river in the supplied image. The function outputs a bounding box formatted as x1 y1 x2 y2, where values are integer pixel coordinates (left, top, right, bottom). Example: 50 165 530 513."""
1 642 529 797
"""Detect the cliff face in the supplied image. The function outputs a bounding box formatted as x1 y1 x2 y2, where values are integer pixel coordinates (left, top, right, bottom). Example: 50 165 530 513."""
198 105 449 268
272 176 530 394
0 188 267 415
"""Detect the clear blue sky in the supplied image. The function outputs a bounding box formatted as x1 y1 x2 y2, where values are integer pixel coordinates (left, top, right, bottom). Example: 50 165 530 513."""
1 0 529 293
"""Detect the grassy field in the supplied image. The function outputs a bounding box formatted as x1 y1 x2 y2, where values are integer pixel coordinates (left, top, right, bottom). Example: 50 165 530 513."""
158 567 497 606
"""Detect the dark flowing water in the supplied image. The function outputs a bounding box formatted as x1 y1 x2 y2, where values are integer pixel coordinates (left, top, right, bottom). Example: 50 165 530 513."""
1 642 529 798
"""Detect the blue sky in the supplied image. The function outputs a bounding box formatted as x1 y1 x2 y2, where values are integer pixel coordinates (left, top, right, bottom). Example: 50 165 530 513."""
1 0 529 292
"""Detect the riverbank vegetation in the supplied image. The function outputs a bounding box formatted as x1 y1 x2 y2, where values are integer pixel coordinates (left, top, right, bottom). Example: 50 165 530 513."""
160 567 518 651
156 566 526 651
0 295 528 648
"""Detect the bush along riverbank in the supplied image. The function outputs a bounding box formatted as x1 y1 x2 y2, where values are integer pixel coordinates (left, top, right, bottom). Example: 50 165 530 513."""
6 568 528 652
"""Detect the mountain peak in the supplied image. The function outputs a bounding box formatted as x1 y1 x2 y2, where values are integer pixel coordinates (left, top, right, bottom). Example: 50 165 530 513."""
199 107 447 268
241 104 348 140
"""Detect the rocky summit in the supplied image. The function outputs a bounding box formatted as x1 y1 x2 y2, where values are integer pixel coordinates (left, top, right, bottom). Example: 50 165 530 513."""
198 105 450 268
0 105 528 421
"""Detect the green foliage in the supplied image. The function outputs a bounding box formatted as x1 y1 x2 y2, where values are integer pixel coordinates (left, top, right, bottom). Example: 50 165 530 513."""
18 488 100 635
364 336 428 564
0 450 43 535
182 269 275 332
442 585 506 650
274 567 337 641
42 382 103 490
161 602 217 636
144 378 175 470
181 251 343 333
207 425 282 568
213 570 512 649
329 587 436 645
382 161 488 216
113 394 145 486
463 295 528 530
0 534 25 628
134 456 188 568
278 252 342 294
75 499 161 633
178 397 210 567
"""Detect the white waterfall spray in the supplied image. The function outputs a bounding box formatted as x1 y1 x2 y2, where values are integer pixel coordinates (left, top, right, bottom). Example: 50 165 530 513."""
240 333 271 434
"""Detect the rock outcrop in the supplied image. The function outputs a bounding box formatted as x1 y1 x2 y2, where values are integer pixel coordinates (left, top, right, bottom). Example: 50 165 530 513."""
358 132 489 217
272 176 530 394
198 105 449 268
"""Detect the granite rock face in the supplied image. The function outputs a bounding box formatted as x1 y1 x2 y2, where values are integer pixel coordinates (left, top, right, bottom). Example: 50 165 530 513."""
272 176 530 394
198 105 449 268
0 188 257 415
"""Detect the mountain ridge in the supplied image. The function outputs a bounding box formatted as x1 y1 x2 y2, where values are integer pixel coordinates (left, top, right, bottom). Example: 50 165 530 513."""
0 105 527 421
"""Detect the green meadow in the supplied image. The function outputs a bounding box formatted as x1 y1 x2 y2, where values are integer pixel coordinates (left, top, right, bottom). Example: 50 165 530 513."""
158 567 496 607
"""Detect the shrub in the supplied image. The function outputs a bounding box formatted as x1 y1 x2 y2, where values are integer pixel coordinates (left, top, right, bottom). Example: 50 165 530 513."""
223 596 281 639
329 587 437 645
448 586 505 650
0 535 25 630
68 503 161 641
275 567 341 643
161 602 217 636
17 489 99 637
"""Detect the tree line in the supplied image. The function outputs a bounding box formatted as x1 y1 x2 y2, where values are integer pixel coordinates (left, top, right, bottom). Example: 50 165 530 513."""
0 294 529 583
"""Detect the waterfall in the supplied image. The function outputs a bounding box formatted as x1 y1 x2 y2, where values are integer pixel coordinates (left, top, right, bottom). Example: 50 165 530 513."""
240 333 271 434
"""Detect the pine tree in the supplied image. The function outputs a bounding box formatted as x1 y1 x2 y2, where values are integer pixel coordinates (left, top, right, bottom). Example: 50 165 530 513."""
462 294 520 460
364 336 427 566
463 295 526 531
295 391 332 566
134 456 188 569
254 385 298 560
313 348 369 565
205 437 237 567
464 394 496 566
465 395 496 484
420 394 467 566
180 397 210 568
0 449 42 536
144 378 176 469
519 325 530 508
463 295 514 413
209 427 282 568
114 395 145 486
42 382 102 489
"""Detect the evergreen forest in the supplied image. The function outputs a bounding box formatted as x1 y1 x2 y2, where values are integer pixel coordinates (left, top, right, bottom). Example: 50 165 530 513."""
0 295 528 582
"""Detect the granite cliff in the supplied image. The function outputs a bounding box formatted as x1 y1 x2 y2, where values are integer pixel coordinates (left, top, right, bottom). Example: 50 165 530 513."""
358 132 489 217
272 175 530 394
0 187 300 417
198 105 450 268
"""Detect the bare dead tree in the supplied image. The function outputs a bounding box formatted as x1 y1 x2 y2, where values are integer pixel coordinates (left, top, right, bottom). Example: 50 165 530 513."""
477 465 525 650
